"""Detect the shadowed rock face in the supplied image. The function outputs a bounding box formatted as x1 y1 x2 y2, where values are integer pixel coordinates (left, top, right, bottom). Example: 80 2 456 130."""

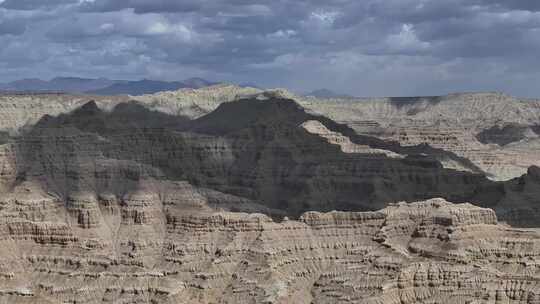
0 131 8 145
6 88 532 184
389 96 444 109
300 92 540 181
1 93 540 303
7 97 540 224
476 124 529 146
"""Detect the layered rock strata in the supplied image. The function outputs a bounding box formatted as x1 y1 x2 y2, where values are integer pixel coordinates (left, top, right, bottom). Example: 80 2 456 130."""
3 88 539 181
2 198 540 303
0 96 537 227
300 92 540 180
0 88 539 303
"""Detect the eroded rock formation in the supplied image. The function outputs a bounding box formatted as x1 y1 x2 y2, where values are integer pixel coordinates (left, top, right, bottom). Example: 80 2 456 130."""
300 92 540 181
0 92 539 223
2 198 540 303
0 88 540 303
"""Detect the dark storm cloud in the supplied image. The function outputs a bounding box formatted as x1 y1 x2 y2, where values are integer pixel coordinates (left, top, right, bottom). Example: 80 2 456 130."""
80 0 203 13
0 0 77 10
1 0 540 97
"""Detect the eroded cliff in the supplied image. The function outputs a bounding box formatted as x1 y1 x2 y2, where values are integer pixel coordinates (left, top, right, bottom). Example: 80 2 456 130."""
0 89 540 303
2 197 540 303
3 97 537 225
300 92 540 181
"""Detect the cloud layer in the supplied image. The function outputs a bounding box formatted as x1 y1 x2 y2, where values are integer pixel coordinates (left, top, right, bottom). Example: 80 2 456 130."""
1 0 539 96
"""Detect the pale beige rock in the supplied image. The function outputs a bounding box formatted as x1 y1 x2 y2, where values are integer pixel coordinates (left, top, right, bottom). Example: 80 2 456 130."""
0 88 539 303
0 85 260 135
2 198 540 303
133 84 262 118
301 120 403 158
0 90 538 223
298 92 540 181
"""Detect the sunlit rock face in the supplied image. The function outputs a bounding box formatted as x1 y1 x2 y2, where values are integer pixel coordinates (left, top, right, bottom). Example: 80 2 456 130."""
0 88 540 303
3 197 540 304
299 92 540 181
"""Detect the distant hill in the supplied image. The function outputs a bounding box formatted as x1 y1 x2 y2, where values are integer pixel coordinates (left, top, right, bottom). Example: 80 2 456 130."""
0 77 118 92
305 88 353 98
86 79 188 95
49 77 118 92
182 77 217 89
4 78 50 91
0 77 217 95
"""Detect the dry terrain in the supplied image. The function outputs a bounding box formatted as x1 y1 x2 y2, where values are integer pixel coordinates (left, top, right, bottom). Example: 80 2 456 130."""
0 87 540 303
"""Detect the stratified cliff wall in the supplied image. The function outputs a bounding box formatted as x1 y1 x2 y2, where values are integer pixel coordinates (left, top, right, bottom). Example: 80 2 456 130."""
2 198 540 304
0 88 539 303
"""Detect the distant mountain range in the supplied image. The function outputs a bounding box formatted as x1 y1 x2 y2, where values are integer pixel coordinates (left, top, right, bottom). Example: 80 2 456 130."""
0 77 349 98
0 77 217 95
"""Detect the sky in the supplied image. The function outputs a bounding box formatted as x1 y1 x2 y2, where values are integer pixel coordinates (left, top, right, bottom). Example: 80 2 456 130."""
1 0 540 97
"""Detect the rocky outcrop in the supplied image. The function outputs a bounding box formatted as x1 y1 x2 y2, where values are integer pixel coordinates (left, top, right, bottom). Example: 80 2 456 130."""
300 92 540 181
301 120 403 158
0 85 260 135
0 88 539 303
0 96 536 226
2 198 540 303
3 88 539 181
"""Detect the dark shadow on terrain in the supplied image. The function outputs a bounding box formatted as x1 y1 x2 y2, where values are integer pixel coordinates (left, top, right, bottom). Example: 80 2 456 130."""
0 131 9 145
388 96 443 110
476 124 528 146
296 103 486 174
13 97 540 223
35 100 190 131
532 125 540 135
